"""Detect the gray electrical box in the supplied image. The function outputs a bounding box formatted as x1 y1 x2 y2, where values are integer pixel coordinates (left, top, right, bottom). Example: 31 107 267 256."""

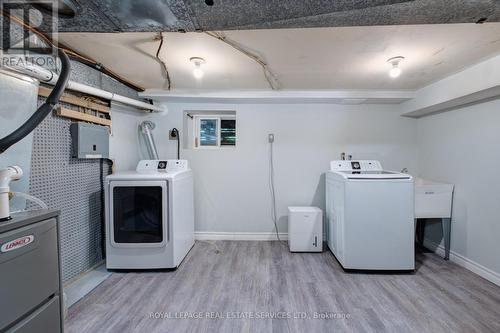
70 122 109 159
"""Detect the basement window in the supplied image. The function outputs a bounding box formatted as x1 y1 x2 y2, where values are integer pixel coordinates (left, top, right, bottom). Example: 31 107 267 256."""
185 111 236 149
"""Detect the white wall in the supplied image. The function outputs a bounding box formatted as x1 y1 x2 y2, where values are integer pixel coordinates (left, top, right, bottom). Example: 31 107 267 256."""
0 72 39 211
417 99 500 276
400 53 500 116
143 102 418 234
110 95 500 283
110 103 171 172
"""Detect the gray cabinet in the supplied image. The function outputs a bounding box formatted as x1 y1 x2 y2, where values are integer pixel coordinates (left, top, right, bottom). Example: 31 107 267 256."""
0 210 63 333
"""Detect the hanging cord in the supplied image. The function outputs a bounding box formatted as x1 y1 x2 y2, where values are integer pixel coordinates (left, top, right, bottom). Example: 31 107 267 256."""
205 31 280 90
171 128 180 159
99 158 113 259
99 159 105 259
268 139 281 241
155 32 172 90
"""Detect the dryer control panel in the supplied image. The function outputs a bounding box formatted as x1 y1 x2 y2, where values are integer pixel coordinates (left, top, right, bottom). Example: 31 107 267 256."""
136 160 189 173
330 160 382 172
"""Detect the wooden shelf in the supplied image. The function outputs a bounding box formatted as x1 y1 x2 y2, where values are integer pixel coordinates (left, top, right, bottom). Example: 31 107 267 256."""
56 106 111 127
39 85 112 127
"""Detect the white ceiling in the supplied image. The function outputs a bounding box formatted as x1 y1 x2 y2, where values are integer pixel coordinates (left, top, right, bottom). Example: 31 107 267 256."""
59 23 500 91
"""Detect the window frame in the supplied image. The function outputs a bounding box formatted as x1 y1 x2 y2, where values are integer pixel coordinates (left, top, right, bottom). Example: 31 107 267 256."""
193 114 236 150
195 116 220 149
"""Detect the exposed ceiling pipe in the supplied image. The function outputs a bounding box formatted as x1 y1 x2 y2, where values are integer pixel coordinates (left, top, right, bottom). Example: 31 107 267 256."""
31 0 79 18
2 58 166 113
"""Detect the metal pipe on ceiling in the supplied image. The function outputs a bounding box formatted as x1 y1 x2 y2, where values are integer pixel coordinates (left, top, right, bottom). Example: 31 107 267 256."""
2 59 166 113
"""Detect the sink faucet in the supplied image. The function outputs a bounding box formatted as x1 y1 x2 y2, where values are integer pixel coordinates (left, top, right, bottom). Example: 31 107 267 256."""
401 168 408 173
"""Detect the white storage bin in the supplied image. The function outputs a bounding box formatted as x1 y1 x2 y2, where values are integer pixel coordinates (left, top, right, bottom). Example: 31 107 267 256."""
288 207 323 252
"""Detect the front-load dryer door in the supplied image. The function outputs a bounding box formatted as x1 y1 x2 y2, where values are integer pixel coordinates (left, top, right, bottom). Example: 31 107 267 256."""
110 180 168 248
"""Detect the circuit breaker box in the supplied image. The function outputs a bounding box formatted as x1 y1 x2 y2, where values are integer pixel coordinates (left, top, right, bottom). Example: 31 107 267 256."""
70 122 109 159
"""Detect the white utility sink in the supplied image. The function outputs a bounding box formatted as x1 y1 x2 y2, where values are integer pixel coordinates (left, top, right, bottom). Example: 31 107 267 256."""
414 177 454 260
415 178 454 219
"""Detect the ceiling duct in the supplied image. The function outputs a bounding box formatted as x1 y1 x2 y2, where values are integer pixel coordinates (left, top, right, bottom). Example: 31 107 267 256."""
32 0 79 18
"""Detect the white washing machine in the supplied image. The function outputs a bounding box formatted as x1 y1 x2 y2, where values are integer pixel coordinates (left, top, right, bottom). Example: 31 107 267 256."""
326 160 414 270
105 160 194 269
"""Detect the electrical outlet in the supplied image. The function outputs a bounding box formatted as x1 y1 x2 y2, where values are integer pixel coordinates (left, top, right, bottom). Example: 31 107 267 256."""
169 129 178 140
268 133 275 143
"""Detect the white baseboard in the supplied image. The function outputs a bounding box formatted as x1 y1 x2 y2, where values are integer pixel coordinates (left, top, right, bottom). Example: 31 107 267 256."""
195 231 288 241
194 233 500 287
424 239 500 287
194 231 329 241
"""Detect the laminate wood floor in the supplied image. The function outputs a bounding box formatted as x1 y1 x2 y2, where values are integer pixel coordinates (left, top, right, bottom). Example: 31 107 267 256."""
66 241 500 333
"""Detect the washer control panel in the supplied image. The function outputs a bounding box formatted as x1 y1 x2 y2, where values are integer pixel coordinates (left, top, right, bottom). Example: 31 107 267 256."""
136 160 189 173
330 160 382 171
157 161 167 170
351 161 361 170
165 160 189 173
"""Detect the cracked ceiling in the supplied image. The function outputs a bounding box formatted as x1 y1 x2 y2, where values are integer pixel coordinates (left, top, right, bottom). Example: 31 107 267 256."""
4 1 500 91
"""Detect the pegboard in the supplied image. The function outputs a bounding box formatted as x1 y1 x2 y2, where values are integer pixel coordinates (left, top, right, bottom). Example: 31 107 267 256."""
27 60 138 284
29 106 111 283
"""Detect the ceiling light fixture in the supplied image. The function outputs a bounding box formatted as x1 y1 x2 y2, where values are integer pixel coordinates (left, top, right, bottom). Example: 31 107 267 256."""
190 57 205 79
387 56 405 78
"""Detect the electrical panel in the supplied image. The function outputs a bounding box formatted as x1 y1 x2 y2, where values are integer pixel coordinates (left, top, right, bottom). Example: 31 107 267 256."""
70 122 109 159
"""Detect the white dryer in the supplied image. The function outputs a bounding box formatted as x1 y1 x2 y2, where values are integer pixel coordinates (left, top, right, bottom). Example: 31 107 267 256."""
326 160 414 270
105 160 194 269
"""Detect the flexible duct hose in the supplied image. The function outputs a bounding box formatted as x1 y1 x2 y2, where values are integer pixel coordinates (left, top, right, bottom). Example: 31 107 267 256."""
140 121 159 160
9 192 48 212
0 50 71 154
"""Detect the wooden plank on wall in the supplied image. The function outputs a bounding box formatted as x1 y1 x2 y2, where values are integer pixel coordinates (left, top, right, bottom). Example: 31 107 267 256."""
56 106 111 127
39 86 110 113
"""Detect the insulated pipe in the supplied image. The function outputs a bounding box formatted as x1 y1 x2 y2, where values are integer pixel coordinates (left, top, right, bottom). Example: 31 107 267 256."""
140 121 159 160
65 81 165 113
0 166 23 221
2 57 165 113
